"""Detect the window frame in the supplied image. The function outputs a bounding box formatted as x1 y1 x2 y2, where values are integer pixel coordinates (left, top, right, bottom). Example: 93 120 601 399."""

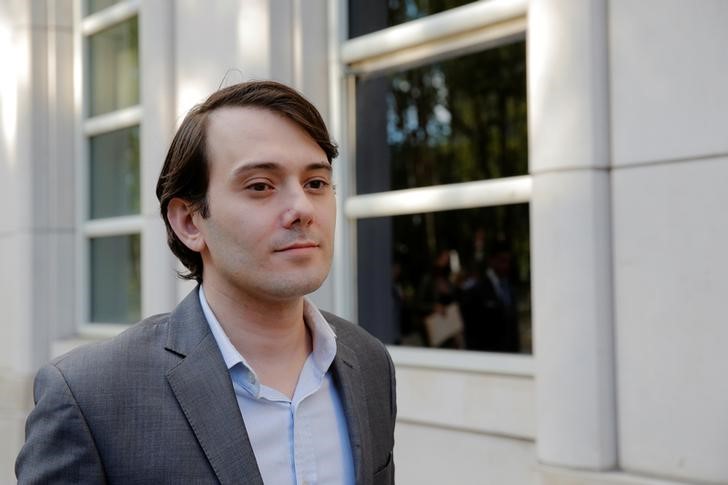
328 0 533 371
75 0 142 333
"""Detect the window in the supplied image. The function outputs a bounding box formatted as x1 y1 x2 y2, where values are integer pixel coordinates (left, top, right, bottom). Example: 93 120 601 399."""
80 0 142 325
340 0 531 353
349 0 478 38
86 16 139 117
86 0 123 16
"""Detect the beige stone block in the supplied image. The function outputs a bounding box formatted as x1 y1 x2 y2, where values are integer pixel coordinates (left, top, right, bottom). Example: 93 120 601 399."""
531 169 616 469
395 366 536 439
395 422 537 485
528 0 609 172
613 157 728 483
0 415 26 485
0 233 33 371
610 0 728 165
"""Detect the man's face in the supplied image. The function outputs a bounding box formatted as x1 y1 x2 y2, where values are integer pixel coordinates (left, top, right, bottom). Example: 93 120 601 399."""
193 106 336 302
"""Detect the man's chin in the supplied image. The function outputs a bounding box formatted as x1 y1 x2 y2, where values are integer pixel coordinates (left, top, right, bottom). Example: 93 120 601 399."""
260 274 328 301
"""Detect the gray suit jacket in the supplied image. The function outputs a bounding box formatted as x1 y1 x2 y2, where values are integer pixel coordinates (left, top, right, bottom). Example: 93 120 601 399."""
16 289 396 484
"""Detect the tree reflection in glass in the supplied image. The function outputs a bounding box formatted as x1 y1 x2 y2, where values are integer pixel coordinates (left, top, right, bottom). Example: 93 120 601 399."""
355 41 530 353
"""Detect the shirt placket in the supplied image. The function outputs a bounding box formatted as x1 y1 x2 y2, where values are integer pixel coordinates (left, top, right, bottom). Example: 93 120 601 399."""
292 400 317 485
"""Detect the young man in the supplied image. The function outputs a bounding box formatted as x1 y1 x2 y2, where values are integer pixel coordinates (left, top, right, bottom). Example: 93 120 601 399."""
16 81 396 485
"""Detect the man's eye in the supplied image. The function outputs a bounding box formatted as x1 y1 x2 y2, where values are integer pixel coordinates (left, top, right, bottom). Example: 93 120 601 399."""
307 180 329 190
248 182 272 192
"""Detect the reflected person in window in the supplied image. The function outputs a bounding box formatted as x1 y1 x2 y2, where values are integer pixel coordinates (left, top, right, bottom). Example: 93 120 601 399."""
16 81 397 485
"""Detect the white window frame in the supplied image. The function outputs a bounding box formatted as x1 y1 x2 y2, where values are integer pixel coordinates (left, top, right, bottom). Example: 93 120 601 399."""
328 0 533 374
75 0 143 334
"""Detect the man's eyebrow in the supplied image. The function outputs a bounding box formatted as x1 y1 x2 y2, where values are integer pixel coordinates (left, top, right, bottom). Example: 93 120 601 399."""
230 161 281 180
306 161 333 173
229 161 331 180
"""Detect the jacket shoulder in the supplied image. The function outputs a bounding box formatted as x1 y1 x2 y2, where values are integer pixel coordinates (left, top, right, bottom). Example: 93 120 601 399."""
50 312 172 383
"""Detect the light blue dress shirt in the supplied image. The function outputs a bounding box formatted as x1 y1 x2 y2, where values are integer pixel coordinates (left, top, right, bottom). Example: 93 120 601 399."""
199 288 355 485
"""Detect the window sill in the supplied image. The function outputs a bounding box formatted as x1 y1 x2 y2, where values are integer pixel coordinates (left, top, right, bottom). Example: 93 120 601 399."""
387 345 534 377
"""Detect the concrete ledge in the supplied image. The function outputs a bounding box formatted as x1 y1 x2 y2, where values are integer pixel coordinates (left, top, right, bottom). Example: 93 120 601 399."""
538 465 700 485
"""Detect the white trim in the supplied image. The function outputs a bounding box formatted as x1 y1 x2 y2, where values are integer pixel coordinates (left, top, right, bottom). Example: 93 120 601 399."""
345 175 532 219
347 18 526 76
291 0 304 90
342 75 358 321
389 346 534 377
328 0 357 321
82 0 140 36
74 0 87 328
83 215 144 237
84 105 142 136
341 0 527 65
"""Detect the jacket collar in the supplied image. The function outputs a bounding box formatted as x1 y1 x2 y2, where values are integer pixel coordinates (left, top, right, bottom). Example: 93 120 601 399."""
163 288 372 485
164 288 263 485
328 319 374 485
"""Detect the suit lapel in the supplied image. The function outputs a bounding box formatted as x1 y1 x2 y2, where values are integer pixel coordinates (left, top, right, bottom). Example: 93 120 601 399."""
164 289 263 485
332 338 374 485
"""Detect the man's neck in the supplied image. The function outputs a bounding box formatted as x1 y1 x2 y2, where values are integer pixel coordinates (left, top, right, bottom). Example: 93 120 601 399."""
201 281 312 398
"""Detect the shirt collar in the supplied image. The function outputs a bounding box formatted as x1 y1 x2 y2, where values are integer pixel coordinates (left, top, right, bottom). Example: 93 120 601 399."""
198 286 337 390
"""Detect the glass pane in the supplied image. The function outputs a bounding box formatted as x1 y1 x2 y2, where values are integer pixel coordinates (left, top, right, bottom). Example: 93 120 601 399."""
355 41 527 194
86 17 139 116
90 234 141 323
349 0 477 38
357 204 531 354
89 125 140 219
85 0 121 15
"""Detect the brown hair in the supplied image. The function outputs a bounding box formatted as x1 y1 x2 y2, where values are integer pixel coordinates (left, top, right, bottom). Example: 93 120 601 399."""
155 80 338 283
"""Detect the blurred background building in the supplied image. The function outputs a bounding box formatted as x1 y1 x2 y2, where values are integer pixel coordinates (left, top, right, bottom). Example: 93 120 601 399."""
1 0 726 483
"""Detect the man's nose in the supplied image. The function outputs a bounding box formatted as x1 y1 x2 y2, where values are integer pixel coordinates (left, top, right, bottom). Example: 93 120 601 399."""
281 185 314 228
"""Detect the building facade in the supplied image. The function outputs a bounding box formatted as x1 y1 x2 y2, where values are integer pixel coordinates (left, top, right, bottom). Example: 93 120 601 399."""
1 0 727 483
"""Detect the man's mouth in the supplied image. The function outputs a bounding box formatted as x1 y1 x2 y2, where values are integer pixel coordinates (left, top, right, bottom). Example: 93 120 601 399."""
274 240 320 252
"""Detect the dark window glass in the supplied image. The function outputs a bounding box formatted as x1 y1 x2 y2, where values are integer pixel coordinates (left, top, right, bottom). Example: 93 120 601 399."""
89 125 140 219
86 17 139 116
355 41 527 195
90 234 141 323
354 41 529 353
86 0 122 15
349 0 478 38
357 205 531 353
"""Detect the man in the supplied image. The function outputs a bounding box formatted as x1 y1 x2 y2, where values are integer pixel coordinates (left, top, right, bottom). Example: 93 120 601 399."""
16 81 396 484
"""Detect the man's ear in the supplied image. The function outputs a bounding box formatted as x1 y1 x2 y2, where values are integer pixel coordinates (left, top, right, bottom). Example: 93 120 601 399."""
166 198 206 252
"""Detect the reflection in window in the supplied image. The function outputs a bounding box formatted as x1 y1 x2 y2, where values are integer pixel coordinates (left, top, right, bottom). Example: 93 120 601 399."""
86 17 139 116
354 40 529 353
349 0 478 38
89 125 140 219
356 41 527 194
90 234 141 323
357 205 531 353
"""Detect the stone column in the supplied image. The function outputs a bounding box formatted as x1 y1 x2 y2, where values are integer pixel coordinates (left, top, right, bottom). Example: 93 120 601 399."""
528 0 617 471
139 0 177 314
0 0 75 480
